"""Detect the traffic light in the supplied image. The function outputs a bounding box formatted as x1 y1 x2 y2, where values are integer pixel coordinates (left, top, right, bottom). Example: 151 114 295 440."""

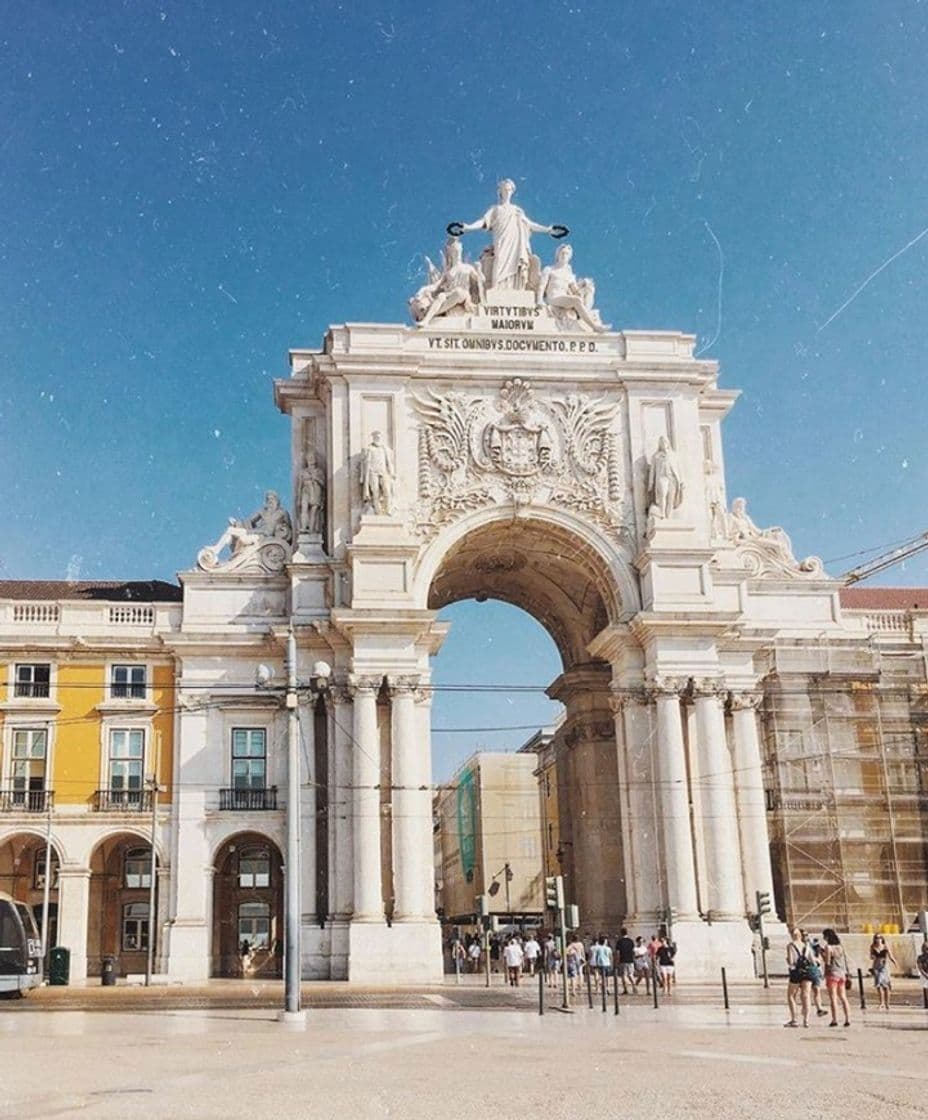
477 894 489 918
545 875 564 911
756 891 772 917
566 904 580 931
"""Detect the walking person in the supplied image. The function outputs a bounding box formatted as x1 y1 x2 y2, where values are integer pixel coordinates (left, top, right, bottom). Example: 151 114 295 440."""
785 926 813 1027
803 931 828 1018
633 936 650 994
523 933 541 977
869 933 897 1011
916 940 928 1000
566 935 585 997
503 936 524 987
615 927 636 995
467 937 482 974
822 928 851 1028
656 935 676 995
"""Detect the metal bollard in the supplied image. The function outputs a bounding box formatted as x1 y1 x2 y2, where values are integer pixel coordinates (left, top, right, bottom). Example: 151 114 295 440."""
857 967 866 1010
602 969 608 1012
614 967 620 1015
721 966 730 1011
539 967 544 1016
586 963 594 1008
652 962 660 1009
923 987 928 1011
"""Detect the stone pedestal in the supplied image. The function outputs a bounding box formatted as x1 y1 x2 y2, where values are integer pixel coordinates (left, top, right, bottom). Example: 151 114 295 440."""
347 919 442 984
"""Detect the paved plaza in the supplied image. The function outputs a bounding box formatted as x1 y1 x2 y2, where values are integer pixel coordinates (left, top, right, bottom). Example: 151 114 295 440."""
2 981 927 1119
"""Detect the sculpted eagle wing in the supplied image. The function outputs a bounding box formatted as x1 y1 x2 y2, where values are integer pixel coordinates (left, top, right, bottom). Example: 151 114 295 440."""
413 389 473 474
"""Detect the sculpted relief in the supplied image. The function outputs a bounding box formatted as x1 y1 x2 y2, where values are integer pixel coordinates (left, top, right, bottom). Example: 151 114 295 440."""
413 377 624 541
409 179 607 334
197 490 294 574
725 497 825 579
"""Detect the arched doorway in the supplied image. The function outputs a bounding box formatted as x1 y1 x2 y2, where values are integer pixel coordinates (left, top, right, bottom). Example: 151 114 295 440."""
211 832 283 978
425 514 632 932
0 832 61 953
88 833 158 978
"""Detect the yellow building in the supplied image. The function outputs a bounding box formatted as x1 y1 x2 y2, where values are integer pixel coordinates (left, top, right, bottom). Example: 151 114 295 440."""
434 751 543 925
0 581 180 980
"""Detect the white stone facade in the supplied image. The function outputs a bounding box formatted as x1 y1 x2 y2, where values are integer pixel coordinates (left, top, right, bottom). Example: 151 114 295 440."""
4 199 926 983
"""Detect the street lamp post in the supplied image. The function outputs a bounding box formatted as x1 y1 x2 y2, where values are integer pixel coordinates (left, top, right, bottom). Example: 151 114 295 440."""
268 629 331 1025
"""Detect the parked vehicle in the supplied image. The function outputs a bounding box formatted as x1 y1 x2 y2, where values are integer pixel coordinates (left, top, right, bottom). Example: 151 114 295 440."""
0 891 43 995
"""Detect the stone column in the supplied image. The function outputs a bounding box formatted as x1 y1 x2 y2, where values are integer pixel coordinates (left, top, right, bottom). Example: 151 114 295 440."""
415 686 437 919
298 702 317 926
651 680 699 920
328 685 354 922
730 692 776 910
693 681 744 919
350 676 383 921
390 677 429 921
611 690 662 925
56 867 90 982
165 703 212 980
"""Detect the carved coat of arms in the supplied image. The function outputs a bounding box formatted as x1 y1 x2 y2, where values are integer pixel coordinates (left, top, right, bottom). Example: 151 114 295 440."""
412 378 625 540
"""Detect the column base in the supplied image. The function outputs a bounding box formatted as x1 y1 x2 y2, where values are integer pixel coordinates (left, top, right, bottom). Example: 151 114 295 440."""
667 919 755 981
347 919 442 983
164 920 211 982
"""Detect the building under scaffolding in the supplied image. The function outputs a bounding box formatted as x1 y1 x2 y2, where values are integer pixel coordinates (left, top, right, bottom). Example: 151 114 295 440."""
762 588 928 933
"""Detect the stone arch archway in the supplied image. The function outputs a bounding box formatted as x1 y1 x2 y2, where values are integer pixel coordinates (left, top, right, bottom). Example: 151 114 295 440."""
211 831 284 978
421 512 637 932
87 831 162 977
0 831 64 952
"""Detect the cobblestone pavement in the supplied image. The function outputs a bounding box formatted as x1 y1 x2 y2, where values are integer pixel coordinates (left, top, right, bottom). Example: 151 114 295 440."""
1 984 927 1120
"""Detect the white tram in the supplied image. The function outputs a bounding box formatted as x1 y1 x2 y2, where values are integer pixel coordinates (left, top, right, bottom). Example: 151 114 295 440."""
0 891 43 995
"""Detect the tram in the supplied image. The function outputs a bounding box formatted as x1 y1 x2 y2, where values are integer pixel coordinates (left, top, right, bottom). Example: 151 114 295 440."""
0 891 43 995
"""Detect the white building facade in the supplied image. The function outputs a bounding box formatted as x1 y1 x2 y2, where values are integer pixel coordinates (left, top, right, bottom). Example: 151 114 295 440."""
4 187 926 982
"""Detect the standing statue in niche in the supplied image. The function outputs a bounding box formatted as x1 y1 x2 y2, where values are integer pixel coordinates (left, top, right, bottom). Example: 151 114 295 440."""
449 178 567 291
298 452 325 536
410 237 486 326
647 437 685 521
537 244 607 332
361 431 395 515
704 461 728 540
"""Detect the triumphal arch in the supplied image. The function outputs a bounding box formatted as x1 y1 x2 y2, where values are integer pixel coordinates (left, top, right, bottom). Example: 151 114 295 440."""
176 181 834 982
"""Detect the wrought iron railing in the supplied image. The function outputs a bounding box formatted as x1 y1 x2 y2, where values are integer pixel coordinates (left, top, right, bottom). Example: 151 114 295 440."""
219 787 278 811
94 788 153 812
0 789 53 813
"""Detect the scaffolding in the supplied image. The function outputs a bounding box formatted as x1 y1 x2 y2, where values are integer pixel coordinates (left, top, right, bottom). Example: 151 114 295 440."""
761 639 928 933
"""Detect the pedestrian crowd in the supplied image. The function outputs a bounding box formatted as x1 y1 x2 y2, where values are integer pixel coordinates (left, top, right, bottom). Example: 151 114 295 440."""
448 926 678 993
784 927 928 1028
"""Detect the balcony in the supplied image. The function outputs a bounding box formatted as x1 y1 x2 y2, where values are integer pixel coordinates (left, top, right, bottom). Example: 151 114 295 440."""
0 789 54 813
219 787 278 811
94 788 153 812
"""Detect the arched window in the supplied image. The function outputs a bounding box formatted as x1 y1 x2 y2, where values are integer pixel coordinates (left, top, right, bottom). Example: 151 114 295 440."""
238 902 270 950
238 846 270 888
122 902 149 951
125 846 152 889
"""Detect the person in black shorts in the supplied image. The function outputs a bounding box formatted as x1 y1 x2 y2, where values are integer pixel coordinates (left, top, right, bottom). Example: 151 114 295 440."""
615 927 636 994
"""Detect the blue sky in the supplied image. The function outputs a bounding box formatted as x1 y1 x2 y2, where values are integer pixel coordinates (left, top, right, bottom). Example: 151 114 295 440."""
3 3 927 777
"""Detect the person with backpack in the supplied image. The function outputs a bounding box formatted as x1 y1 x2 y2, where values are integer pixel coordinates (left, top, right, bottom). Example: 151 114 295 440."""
785 926 814 1027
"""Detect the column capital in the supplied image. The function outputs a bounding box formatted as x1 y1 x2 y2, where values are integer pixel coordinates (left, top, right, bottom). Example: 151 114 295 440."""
347 674 382 697
385 674 421 698
644 676 689 702
327 681 353 706
728 691 763 712
690 677 726 700
607 687 648 714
